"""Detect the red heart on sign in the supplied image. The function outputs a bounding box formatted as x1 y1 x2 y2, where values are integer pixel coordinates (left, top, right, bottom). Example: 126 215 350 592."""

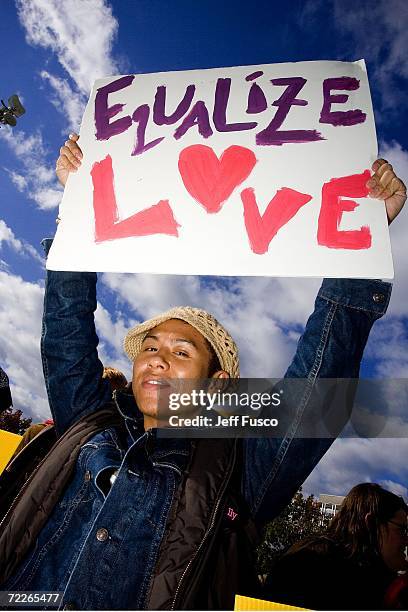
178 144 257 213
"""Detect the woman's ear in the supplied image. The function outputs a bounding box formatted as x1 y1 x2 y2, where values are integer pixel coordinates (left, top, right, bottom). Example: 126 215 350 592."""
365 512 374 528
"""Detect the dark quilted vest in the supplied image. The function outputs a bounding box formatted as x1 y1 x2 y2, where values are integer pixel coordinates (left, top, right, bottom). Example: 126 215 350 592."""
0 411 260 609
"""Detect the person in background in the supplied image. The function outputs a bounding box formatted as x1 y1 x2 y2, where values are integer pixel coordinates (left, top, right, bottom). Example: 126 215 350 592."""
0 366 12 411
264 483 408 610
11 419 54 458
102 366 128 391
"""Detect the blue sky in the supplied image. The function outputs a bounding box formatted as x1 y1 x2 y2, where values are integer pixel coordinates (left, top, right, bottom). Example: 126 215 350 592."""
0 0 407 498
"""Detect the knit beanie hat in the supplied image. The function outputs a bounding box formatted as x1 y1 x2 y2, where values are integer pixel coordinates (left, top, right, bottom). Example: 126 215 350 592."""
124 306 239 378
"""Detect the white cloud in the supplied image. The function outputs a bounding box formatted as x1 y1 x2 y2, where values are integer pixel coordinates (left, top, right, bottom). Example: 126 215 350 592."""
0 259 11 272
16 0 121 131
340 0 408 111
303 437 408 498
5 170 27 191
378 480 408 499
0 270 49 422
17 0 119 94
0 127 63 210
303 0 408 113
364 317 408 378
33 187 63 209
0 219 43 264
0 220 22 252
40 71 85 130
95 301 134 380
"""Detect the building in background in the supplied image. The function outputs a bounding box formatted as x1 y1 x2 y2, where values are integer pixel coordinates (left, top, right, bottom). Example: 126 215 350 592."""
318 494 345 518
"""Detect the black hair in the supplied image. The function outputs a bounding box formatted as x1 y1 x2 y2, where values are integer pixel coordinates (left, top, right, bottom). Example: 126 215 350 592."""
204 339 222 376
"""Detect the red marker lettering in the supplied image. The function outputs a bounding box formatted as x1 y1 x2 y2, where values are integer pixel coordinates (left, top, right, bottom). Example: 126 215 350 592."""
241 187 312 254
317 171 371 249
91 155 179 242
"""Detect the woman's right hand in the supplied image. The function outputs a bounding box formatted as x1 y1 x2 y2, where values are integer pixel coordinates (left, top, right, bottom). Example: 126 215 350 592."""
56 133 83 187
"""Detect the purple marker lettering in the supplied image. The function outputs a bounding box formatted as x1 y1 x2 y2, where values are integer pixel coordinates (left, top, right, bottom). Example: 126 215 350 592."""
214 78 257 132
256 77 324 146
247 82 268 114
174 101 213 140
153 84 195 125
95 75 135 141
246 71 264 81
131 104 164 156
246 70 267 114
320 77 366 126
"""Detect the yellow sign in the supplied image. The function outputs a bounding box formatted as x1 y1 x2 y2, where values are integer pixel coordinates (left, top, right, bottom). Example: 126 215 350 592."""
0 428 22 475
235 594 310 611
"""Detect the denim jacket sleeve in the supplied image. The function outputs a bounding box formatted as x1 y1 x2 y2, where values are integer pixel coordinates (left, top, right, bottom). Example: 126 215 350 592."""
41 239 112 436
242 278 392 526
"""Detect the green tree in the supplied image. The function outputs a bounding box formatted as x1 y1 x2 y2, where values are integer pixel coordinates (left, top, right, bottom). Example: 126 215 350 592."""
257 489 331 577
0 407 32 435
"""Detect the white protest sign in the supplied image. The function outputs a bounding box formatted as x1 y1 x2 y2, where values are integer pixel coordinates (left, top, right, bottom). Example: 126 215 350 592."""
47 60 394 278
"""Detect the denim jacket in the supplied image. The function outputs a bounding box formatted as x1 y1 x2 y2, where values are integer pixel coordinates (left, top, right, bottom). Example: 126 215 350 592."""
4 240 391 609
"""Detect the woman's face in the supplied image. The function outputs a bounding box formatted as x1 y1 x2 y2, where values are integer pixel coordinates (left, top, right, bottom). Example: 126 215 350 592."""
379 509 408 571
